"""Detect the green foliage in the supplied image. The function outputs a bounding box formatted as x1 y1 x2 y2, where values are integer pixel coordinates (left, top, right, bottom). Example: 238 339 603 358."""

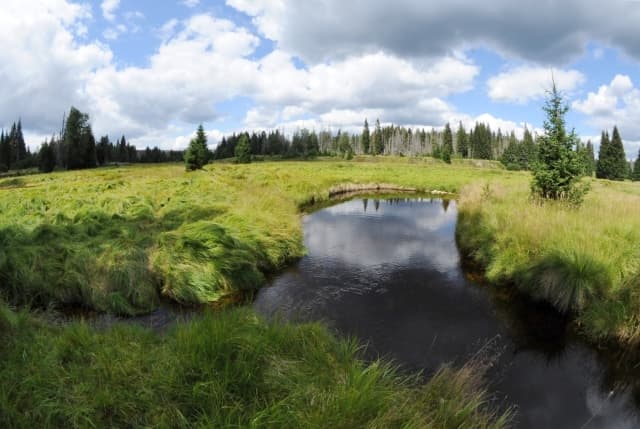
184 125 210 170
441 122 453 163
470 123 493 160
0 307 509 429
499 129 538 171
577 140 596 177
38 140 57 173
0 160 507 314
362 119 370 154
456 121 469 158
64 107 97 170
519 249 610 313
337 132 354 160
457 178 640 344
596 127 628 180
371 119 383 155
234 134 252 163
531 83 587 204
597 126 628 180
633 148 640 181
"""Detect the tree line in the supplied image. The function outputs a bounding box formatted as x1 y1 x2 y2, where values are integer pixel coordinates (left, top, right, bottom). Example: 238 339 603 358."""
0 120 34 172
3 106 184 174
6 105 639 181
211 118 640 180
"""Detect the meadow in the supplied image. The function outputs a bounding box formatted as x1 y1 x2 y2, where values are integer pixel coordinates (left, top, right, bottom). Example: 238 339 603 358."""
0 158 507 315
457 176 640 344
1 157 639 427
0 158 512 428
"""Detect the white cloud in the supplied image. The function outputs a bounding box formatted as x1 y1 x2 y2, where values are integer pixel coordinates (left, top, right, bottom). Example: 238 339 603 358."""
5 4 624 155
0 0 111 134
243 51 478 129
226 0 640 65
573 75 640 158
101 0 120 21
487 66 585 104
85 14 260 140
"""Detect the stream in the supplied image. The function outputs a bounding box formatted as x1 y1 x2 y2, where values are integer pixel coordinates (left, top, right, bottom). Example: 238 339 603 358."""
253 196 640 429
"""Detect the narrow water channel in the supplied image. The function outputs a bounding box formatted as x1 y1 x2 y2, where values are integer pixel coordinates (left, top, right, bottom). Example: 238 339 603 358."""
253 197 639 429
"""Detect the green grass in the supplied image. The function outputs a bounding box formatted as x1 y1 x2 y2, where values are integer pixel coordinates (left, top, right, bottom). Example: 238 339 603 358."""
0 158 505 314
0 302 510 428
0 158 515 428
3 156 640 426
456 178 640 344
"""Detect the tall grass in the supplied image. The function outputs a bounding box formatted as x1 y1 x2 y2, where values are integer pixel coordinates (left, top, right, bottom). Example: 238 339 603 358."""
0 306 510 428
0 159 505 314
457 178 640 344
0 159 515 427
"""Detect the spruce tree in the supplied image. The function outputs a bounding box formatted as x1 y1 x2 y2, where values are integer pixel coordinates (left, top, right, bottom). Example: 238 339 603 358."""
596 131 611 179
0 130 10 171
531 82 586 203
441 122 453 163
63 107 94 170
14 120 27 165
38 140 57 173
184 124 210 170
371 119 383 155
470 123 493 160
500 132 521 170
234 133 251 164
609 126 628 180
84 126 97 168
522 126 538 169
633 148 640 181
579 140 596 177
362 119 370 154
97 136 110 165
456 121 468 158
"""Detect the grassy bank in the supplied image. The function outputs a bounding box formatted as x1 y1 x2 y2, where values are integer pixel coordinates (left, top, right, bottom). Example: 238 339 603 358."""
456 178 640 344
0 158 514 427
0 158 505 314
0 302 509 428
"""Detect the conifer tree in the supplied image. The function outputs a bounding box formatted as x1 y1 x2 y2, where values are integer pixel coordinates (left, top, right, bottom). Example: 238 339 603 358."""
470 123 493 160
234 133 251 164
500 132 521 170
609 126 628 180
96 136 110 165
372 119 383 155
0 130 10 171
456 121 468 158
521 126 538 169
596 127 627 180
531 82 586 203
441 122 453 163
63 107 94 170
38 140 57 173
14 120 27 164
362 119 370 154
184 124 210 170
633 148 640 181
596 131 611 179
578 140 596 177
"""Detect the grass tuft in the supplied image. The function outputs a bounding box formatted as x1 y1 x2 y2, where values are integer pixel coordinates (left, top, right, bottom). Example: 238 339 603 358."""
0 308 509 428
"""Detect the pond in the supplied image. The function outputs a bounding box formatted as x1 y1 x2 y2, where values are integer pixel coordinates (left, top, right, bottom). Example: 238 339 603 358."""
254 196 640 429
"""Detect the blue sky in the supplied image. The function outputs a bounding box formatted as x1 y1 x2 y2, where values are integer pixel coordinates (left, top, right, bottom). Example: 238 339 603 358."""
2 0 640 158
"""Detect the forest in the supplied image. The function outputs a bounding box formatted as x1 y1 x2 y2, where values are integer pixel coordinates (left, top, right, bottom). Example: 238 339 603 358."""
0 107 183 174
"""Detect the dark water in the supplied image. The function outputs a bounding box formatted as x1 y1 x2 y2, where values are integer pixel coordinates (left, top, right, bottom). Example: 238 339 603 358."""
254 197 640 429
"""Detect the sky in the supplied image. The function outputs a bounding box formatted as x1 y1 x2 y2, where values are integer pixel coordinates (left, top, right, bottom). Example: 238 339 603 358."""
2 0 640 158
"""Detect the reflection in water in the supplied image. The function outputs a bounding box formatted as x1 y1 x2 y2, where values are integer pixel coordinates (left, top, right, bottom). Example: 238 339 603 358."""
254 198 639 429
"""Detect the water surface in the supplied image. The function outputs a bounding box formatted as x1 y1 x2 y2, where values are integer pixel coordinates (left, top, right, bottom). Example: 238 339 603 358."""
254 197 639 429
